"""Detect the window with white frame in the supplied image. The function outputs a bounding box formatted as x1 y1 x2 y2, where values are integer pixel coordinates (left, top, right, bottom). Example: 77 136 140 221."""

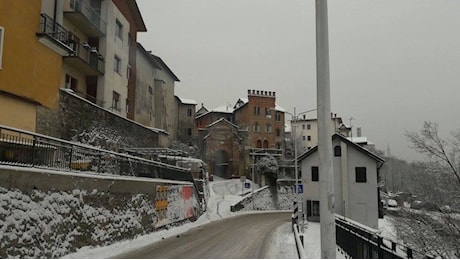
0 26 4 69
115 19 123 40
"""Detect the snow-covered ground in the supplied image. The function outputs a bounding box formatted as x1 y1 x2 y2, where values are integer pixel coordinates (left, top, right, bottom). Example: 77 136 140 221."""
63 176 298 258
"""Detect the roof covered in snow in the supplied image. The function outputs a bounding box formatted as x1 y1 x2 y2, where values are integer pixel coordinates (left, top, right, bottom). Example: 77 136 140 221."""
175 96 197 105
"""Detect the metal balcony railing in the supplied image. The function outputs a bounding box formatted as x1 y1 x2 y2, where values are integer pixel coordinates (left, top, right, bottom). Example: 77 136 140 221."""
67 0 106 35
38 13 79 52
68 43 105 74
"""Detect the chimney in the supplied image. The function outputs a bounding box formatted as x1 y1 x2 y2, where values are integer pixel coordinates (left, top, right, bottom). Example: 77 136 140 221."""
357 127 362 137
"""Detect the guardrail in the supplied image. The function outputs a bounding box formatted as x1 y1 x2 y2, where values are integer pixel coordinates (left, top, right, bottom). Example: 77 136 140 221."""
293 223 306 259
336 215 434 259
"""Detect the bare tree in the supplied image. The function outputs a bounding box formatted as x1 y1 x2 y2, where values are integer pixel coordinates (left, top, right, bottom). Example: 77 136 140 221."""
392 122 460 258
406 121 460 185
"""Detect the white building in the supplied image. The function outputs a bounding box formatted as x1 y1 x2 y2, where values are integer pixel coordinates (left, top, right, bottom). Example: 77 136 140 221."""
290 113 351 153
298 133 384 229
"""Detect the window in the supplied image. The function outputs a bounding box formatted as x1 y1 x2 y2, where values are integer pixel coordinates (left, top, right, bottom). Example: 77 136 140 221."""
125 99 129 114
276 128 281 137
187 128 192 136
112 91 120 111
306 200 320 217
355 167 367 183
263 140 269 148
128 33 132 46
307 124 311 130
254 122 260 132
302 136 306 141
148 85 153 95
307 136 311 141
187 108 193 117
334 146 342 157
265 124 272 133
312 201 320 216
275 113 281 121
254 106 260 115
265 108 271 117
115 19 123 40
114 55 121 74
311 166 319 182
127 64 131 80
0 26 4 69
65 74 78 90
256 140 262 148
302 124 305 129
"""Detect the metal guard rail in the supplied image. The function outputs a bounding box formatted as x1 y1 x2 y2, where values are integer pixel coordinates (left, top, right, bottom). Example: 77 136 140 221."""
0 124 193 179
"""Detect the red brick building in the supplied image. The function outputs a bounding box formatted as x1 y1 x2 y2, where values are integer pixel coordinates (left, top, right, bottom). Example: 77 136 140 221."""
197 89 286 181
233 90 285 150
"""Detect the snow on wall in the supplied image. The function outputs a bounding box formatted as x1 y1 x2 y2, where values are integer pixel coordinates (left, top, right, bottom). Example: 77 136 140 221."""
0 184 199 258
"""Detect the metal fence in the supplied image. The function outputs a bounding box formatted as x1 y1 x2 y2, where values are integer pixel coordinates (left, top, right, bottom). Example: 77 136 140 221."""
0 125 194 182
336 215 434 259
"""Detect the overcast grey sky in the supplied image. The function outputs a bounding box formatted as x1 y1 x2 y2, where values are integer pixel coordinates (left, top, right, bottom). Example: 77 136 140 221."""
136 0 460 162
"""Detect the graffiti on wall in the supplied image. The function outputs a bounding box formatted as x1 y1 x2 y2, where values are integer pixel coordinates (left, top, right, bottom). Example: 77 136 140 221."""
155 184 197 228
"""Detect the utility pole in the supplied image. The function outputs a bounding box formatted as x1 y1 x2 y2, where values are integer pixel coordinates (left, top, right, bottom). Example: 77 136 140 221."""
293 107 298 196
315 0 336 258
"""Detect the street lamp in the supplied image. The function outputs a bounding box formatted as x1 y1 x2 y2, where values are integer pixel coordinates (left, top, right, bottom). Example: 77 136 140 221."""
284 107 317 196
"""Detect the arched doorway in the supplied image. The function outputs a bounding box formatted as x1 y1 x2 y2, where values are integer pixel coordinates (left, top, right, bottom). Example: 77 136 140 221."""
214 150 230 178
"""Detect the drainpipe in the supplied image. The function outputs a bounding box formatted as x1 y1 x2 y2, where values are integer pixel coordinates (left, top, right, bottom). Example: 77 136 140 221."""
52 0 58 32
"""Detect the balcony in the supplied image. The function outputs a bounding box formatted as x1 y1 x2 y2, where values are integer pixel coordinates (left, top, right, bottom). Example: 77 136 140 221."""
63 0 106 37
63 43 105 76
36 13 78 56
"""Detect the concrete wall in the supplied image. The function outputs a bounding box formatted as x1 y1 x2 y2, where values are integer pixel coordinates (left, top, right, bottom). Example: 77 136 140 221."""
0 166 181 195
36 89 159 150
0 165 200 258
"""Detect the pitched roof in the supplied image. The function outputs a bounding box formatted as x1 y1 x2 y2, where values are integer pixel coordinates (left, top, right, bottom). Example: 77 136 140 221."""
175 96 197 105
206 117 239 129
136 42 161 69
297 133 384 164
150 54 180 82
127 0 147 32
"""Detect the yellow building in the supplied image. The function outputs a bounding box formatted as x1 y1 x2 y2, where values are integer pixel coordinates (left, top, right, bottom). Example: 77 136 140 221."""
0 0 62 132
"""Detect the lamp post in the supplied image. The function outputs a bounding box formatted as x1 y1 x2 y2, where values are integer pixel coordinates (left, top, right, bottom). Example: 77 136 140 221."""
285 108 317 196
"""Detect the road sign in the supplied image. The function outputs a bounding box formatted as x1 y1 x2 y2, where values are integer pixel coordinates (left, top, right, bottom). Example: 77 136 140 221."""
244 182 250 189
294 184 303 194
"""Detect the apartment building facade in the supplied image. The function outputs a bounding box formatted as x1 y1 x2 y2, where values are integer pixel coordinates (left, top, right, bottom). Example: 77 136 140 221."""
0 0 63 131
290 114 351 153
135 43 180 146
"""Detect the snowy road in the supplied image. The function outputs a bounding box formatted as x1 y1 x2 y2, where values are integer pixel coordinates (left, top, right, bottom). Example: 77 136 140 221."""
114 212 292 259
